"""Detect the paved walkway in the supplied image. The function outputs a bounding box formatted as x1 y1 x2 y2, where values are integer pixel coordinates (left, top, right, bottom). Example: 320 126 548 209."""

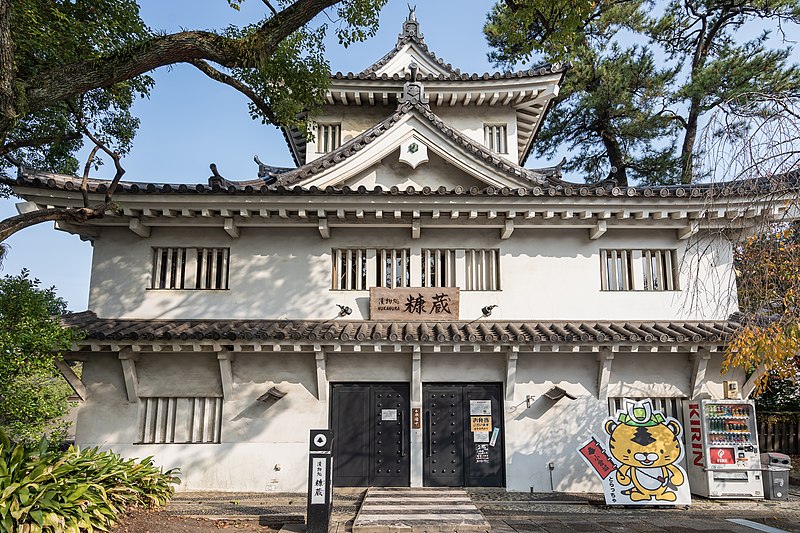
166 488 800 533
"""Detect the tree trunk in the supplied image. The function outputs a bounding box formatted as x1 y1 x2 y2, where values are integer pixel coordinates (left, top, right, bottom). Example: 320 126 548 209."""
680 102 701 185
601 131 628 186
0 0 17 143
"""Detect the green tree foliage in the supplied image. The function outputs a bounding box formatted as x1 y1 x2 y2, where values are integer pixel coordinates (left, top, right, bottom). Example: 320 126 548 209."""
0 0 386 241
0 271 81 444
485 0 800 185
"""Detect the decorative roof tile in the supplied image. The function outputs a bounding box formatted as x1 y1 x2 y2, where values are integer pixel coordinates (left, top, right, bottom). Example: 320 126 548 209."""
62 311 737 345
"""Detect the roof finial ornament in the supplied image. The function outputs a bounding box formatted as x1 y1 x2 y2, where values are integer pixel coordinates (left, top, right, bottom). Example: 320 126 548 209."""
401 5 420 39
409 62 419 82
399 64 428 106
208 163 226 187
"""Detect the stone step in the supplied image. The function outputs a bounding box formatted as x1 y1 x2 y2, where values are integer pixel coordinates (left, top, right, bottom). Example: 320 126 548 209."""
352 488 491 533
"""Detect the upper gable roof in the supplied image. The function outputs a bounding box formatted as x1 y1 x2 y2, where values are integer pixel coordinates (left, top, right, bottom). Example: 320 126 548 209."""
257 82 564 190
360 10 459 78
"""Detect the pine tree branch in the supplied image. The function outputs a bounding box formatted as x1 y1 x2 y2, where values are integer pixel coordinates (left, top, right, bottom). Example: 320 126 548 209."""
0 204 113 242
188 60 278 124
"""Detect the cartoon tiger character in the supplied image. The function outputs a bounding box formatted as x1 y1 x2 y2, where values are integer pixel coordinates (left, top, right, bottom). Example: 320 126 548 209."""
604 401 685 502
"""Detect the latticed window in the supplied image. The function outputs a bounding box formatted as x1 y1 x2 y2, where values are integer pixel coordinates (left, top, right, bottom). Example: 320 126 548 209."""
484 124 507 154
332 249 368 290
137 397 223 444
376 249 411 288
421 249 456 288
464 249 500 291
600 249 678 291
151 248 230 290
317 123 341 152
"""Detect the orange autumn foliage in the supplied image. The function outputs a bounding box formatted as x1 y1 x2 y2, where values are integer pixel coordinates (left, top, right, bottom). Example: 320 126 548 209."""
724 224 800 394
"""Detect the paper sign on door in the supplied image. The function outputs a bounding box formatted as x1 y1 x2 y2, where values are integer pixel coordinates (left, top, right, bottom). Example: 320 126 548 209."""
471 416 491 432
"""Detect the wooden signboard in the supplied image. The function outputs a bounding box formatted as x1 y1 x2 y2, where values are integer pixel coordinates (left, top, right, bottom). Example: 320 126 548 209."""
369 287 459 321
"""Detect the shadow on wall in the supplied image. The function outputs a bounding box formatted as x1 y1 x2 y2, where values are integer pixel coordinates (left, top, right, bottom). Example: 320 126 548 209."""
505 384 610 493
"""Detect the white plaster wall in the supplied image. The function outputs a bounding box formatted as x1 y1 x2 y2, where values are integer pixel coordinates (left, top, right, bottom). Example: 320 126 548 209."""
345 149 486 190
74 347 741 492
89 226 737 322
308 105 519 163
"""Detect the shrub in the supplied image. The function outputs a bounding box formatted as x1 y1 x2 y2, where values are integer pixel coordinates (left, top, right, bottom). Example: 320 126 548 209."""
0 430 180 532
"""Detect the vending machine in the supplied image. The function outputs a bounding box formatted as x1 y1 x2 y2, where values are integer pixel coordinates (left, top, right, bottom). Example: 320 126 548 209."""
684 399 763 498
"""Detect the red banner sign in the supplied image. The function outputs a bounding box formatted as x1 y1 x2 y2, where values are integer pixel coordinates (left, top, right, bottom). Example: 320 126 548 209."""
579 437 616 479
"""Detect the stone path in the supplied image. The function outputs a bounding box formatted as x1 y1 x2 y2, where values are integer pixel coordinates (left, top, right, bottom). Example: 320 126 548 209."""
351 488 490 533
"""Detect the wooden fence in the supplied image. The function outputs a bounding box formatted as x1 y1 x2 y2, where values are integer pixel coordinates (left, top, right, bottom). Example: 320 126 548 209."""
757 412 800 455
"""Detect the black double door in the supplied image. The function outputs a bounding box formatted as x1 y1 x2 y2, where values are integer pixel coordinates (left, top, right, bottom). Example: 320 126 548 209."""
423 383 505 487
330 383 410 487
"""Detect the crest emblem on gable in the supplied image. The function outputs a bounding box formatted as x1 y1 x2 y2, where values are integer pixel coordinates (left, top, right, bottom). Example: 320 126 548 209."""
399 137 429 169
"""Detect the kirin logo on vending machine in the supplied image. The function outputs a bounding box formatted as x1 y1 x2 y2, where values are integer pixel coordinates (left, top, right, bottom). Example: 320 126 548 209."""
688 403 704 467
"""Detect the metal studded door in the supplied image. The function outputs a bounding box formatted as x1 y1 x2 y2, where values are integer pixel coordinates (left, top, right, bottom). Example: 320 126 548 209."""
330 383 410 487
423 383 505 487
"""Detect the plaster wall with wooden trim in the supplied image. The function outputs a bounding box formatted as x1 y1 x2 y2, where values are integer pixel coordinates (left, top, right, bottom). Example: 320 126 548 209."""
74 345 738 492
87 224 736 322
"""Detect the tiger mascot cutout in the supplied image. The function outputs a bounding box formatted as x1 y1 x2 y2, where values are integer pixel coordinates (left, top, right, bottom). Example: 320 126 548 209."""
604 400 685 502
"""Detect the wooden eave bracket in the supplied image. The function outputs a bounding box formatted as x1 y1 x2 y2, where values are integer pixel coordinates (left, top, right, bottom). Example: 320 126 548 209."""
589 220 607 240
118 349 140 403
411 219 421 239
315 347 328 402
217 351 235 399
678 221 700 240
690 349 713 400
318 217 330 239
597 348 615 400
128 218 150 238
224 218 240 239
55 359 88 401
501 218 514 240
505 347 519 402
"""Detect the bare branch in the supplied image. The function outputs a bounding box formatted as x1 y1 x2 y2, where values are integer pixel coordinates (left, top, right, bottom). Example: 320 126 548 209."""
81 145 101 208
261 0 279 16
188 59 278 124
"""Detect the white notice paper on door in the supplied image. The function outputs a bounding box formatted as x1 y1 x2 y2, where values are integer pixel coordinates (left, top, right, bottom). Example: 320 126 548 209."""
470 400 491 416
381 409 398 421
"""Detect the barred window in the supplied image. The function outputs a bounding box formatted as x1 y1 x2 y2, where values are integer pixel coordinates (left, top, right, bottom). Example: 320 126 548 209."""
331 248 410 290
464 249 500 291
376 249 411 288
151 248 230 290
421 249 456 288
484 124 507 154
137 397 222 444
608 397 685 425
332 249 368 290
601 249 678 291
317 123 341 153
600 249 633 291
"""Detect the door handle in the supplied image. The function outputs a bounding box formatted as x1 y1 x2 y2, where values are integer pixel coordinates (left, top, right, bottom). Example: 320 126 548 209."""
399 409 406 457
426 410 433 458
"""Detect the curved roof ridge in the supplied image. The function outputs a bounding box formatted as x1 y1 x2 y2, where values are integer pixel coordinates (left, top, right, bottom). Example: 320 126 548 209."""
265 89 560 188
358 11 460 77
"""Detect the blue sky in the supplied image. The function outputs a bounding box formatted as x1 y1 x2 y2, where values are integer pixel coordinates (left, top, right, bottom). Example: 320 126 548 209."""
0 0 499 309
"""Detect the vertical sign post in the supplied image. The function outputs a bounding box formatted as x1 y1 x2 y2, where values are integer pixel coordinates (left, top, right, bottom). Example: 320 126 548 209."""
307 429 333 533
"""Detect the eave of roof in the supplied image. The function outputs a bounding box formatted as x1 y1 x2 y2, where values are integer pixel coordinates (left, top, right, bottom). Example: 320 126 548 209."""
63 311 737 346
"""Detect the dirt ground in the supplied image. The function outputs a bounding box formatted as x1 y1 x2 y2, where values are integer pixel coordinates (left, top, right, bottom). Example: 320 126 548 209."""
110 509 276 533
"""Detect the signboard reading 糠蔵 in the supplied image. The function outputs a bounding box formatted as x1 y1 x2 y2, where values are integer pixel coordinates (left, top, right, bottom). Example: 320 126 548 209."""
370 287 460 321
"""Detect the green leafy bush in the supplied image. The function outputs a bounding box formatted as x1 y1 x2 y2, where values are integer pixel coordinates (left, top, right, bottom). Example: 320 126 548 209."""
0 431 179 532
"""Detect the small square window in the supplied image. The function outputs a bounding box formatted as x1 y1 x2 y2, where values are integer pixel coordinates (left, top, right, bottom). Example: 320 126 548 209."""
483 124 507 154
317 123 341 153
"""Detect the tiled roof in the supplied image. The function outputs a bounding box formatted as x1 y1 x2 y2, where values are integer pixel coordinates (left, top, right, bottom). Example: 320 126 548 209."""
266 97 560 187
339 65 566 82
64 311 737 345
8 164 798 200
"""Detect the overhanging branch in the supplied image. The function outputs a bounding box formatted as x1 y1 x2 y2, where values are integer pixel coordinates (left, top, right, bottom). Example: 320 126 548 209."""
189 59 278 124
